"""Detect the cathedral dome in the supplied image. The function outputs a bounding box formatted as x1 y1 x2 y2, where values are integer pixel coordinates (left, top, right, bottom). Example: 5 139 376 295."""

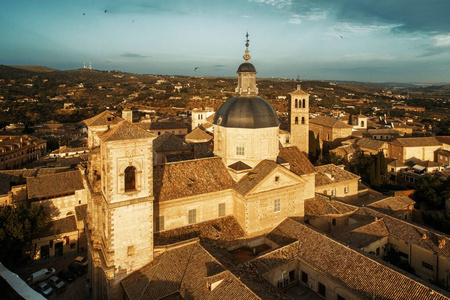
237 62 256 73
214 96 280 128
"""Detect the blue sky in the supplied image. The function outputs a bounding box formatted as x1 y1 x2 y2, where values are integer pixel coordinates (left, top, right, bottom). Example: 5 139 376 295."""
1 0 450 83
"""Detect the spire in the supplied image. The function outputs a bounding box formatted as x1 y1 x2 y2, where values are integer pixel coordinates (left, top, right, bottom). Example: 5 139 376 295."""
243 32 251 62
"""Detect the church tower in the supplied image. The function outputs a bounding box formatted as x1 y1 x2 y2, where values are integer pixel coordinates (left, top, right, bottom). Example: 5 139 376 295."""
87 119 156 299
289 83 310 153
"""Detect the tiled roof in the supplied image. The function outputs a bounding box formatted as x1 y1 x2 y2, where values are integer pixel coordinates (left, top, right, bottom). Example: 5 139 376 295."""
37 215 77 238
315 164 359 187
368 196 416 214
305 194 358 216
99 120 156 142
154 157 233 202
310 116 352 128
387 159 406 168
150 121 189 130
391 137 441 147
278 146 316 175
206 113 216 123
415 160 440 168
154 216 245 246
233 160 278 195
0 168 72 184
368 129 402 135
269 218 449 299
121 242 259 300
27 170 84 199
228 161 252 171
333 219 389 248
82 110 123 127
153 132 191 152
435 136 450 145
185 127 213 143
436 148 450 156
355 138 387 150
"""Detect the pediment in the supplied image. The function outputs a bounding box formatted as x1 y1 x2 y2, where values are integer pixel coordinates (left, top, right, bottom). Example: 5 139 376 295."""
247 166 304 195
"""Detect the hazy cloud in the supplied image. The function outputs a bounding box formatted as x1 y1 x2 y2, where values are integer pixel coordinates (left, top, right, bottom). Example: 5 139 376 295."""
121 52 150 58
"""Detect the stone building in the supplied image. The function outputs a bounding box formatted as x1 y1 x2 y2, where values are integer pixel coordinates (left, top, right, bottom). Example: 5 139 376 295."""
309 116 353 151
0 135 47 170
388 137 442 162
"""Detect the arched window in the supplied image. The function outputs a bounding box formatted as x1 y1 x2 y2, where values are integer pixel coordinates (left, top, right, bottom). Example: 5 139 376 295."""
124 166 136 192
295 117 299 124
295 99 298 108
301 117 305 124
302 99 306 108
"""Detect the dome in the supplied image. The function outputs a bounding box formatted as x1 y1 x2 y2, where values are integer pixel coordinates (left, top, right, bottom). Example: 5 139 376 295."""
237 62 256 73
214 96 280 128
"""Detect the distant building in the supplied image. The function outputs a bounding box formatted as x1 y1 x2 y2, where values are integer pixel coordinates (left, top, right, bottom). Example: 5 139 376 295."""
0 135 47 170
388 137 442 162
309 116 353 151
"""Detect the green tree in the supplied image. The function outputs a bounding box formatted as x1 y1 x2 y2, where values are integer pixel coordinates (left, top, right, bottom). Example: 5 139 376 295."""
0 205 48 266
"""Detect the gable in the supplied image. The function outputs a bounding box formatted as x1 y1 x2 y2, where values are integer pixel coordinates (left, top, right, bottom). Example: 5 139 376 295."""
246 166 305 195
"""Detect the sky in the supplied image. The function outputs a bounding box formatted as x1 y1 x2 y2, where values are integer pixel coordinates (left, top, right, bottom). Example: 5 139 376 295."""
1 0 450 83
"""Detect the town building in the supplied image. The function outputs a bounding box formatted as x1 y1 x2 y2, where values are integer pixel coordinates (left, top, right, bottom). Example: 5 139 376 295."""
309 116 353 151
0 135 47 170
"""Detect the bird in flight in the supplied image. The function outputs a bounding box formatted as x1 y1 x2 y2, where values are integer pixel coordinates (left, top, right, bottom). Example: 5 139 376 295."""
83 12 86 16
194 67 198 71
340 35 343 39
104 10 108 13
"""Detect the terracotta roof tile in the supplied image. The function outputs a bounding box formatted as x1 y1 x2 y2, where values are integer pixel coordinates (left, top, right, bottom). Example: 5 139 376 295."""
185 127 213 143
27 170 84 199
233 160 278 195
83 110 123 127
150 121 188 130
368 196 416 214
270 218 449 299
228 161 252 171
310 116 352 128
305 194 358 216
356 138 387 150
122 242 259 300
99 120 156 142
315 164 359 187
37 215 77 238
154 216 245 246
153 132 191 152
278 146 316 175
333 219 389 248
154 157 233 202
391 137 441 147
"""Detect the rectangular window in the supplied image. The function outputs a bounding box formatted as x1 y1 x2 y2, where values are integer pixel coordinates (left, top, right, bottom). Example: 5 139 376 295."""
236 146 245 156
188 209 196 224
156 216 164 231
422 261 433 270
218 203 225 217
344 185 349 194
274 199 281 213
301 271 308 283
318 282 326 297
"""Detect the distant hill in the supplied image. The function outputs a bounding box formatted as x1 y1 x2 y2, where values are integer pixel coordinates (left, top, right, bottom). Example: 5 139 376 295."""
10 65 57 72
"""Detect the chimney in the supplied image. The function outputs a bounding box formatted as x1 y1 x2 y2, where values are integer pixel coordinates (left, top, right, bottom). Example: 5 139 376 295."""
122 109 133 123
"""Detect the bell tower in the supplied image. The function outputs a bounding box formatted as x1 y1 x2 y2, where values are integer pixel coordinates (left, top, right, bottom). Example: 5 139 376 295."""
289 82 310 153
89 120 156 299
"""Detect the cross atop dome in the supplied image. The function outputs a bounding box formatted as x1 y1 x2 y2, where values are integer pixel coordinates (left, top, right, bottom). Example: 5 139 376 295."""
243 32 251 62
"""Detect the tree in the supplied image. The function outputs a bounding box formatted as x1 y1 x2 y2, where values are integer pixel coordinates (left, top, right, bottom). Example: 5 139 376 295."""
0 204 48 266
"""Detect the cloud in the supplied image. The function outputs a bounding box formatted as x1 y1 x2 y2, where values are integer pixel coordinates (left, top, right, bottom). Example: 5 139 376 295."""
288 10 327 25
120 52 150 58
213 64 226 68
250 0 292 9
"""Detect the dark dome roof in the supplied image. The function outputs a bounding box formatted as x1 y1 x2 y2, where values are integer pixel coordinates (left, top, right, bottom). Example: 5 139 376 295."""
237 62 256 73
214 96 280 128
